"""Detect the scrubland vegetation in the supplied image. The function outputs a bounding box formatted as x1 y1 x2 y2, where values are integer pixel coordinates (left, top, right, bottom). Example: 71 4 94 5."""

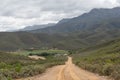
72 39 120 80
0 50 67 80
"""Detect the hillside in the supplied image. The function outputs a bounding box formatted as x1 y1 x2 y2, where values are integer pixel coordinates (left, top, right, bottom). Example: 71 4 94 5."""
0 32 88 51
72 38 120 80
0 31 119 51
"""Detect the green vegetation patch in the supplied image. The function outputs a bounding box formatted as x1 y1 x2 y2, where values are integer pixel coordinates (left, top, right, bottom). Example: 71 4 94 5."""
14 49 69 56
0 51 67 80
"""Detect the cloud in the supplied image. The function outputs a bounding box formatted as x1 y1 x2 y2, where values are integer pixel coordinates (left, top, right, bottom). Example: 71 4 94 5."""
0 16 57 31
0 0 120 31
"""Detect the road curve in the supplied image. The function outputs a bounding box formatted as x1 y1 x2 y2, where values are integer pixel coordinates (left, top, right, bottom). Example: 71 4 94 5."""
17 57 110 80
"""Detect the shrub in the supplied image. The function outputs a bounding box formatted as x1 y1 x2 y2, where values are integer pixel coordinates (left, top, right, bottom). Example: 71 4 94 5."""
72 53 120 80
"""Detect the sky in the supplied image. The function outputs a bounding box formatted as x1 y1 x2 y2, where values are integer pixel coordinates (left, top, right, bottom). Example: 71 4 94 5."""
0 0 120 31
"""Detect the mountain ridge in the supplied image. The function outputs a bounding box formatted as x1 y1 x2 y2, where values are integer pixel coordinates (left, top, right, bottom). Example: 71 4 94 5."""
30 7 120 33
0 7 120 51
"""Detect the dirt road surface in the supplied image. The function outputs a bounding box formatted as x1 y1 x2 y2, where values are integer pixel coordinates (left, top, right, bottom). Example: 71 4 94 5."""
17 57 110 80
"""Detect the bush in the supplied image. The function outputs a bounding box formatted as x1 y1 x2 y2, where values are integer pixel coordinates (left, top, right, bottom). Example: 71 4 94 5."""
111 65 120 80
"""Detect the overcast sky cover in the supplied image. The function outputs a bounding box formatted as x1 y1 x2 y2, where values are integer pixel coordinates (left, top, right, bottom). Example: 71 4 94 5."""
0 0 120 31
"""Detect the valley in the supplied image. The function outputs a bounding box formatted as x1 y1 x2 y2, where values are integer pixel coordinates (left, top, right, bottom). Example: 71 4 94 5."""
0 7 120 80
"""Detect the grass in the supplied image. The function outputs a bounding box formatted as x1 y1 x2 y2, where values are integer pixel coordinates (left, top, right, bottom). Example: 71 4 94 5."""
72 39 120 80
0 50 67 80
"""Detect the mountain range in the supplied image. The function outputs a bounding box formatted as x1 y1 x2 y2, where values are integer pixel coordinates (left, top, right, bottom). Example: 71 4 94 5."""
0 7 120 51
19 23 55 31
27 7 120 33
